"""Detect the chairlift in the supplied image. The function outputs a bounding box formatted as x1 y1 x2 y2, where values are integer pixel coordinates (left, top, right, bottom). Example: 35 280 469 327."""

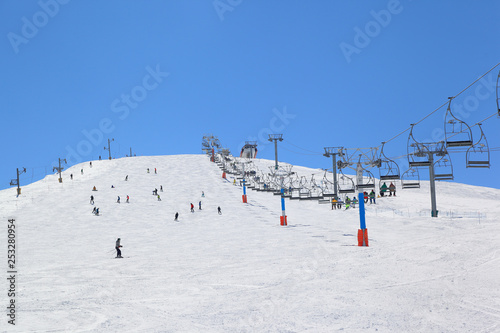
401 167 420 189
337 169 356 193
407 124 431 167
433 153 454 181
378 142 401 181
466 123 490 168
444 97 473 147
321 170 337 197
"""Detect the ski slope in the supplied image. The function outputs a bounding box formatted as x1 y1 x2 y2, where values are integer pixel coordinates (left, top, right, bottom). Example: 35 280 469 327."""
1 154 500 332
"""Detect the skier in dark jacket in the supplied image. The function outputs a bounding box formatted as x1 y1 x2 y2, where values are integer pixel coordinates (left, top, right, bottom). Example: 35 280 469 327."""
174 212 179 221
199 201 202 210
115 238 123 258
90 195 94 204
218 206 222 215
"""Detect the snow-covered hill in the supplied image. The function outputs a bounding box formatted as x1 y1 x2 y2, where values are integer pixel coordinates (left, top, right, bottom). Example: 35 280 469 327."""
1 154 500 332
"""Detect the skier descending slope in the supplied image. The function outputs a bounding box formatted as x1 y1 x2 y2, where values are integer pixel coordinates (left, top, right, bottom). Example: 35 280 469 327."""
218 206 222 215
115 238 123 258
174 212 179 221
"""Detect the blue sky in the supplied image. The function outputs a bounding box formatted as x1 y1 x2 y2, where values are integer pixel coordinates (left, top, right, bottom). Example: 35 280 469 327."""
1 0 499 190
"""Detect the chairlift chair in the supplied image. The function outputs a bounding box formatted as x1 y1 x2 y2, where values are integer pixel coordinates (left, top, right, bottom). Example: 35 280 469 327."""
444 97 473 147
407 125 431 167
466 123 490 168
337 169 356 194
433 153 454 181
378 142 401 181
401 167 420 189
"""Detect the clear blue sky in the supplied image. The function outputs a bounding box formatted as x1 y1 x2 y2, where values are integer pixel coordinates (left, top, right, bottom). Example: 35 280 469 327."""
1 0 499 190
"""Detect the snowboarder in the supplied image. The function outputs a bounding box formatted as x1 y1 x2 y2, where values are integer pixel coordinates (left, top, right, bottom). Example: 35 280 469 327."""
153 188 158 195
90 195 94 204
201 191 205 197
92 186 97 191
199 201 202 210
331 197 337 210
125 175 128 181
115 238 123 258
345 196 351 210
217 206 222 215
174 212 179 221
126 195 129 203
157 195 161 201
369 190 376 204
190 203 194 213
117 196 121 203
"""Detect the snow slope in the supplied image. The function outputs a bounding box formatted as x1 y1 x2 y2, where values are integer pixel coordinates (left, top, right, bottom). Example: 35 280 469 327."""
1 154 500 332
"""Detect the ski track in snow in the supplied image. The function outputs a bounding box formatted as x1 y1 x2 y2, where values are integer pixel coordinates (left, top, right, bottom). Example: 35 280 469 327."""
1 154 500 332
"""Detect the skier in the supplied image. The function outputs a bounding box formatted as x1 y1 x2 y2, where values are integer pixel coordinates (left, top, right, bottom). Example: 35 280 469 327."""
199 201 202 210
117 196 121 203
147 168 150 173
70 174 73 180
81 168 84 175
125 175 128 181
217 206 222 215
352 196 358 208
155 168 157 174
90 195 94 204
201 191 205 197
157 194 161 201
95 208 100 216
160 185 163 192
153 188 158 195
92 207 97 214
90 161 92 168
363 191 369 204
389 182 396 197
115 238 123 258
380 182 388 197
111 185 115 188
369 190 376 204
190 203 194 213
174 212 179 221
331 197 337 210
126 195 129 203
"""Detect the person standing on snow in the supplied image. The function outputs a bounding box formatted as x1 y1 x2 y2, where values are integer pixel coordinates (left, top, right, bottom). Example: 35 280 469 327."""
115 238 123 258
199 201 202 210
157 194 161 201
90 195 94 204
126 195 130 203
174 212 179 221
190 203 194 213
117 196 121 203
369 190 376 204
218 206 222 215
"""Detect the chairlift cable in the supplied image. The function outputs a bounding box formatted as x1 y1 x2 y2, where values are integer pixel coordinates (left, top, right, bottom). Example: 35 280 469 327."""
383 63 500 146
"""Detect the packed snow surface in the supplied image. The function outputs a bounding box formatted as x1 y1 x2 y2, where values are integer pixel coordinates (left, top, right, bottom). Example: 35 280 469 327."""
1 154 500 332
